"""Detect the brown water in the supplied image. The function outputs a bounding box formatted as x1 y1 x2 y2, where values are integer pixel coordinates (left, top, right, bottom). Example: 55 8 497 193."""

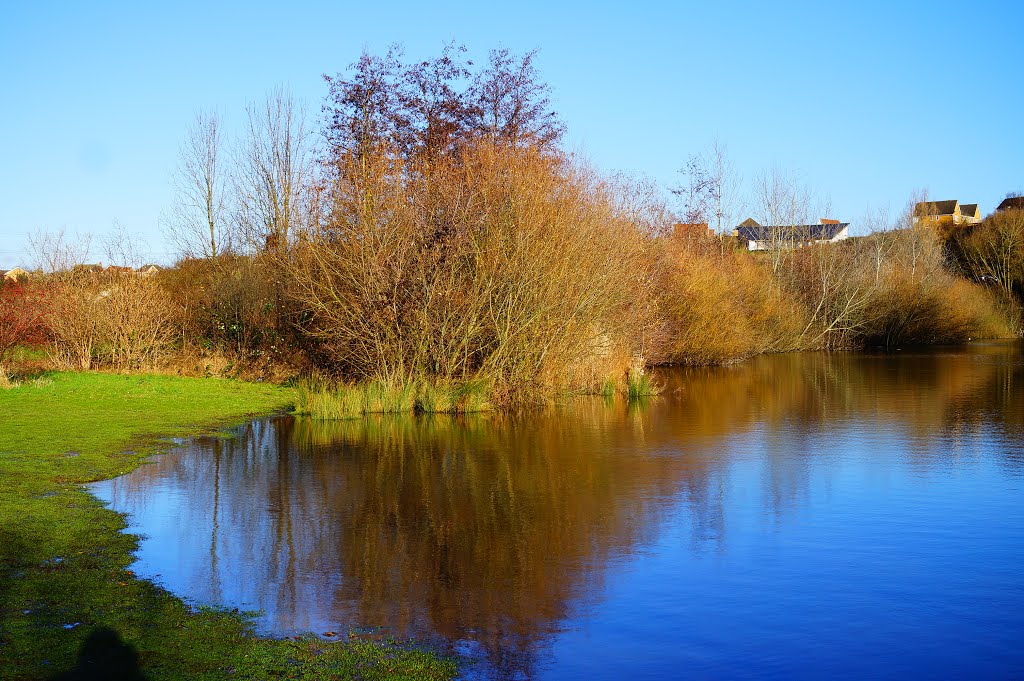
92 343 1024 679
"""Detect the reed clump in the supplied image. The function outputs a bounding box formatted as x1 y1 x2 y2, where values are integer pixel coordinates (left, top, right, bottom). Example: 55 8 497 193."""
296 377 494 419
626 372 661 400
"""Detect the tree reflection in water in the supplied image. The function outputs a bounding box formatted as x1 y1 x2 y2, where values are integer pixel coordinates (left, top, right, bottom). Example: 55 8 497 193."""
97 343 1024 680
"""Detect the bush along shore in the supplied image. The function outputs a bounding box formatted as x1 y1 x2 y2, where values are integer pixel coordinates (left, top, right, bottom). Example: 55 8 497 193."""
0 372 456 680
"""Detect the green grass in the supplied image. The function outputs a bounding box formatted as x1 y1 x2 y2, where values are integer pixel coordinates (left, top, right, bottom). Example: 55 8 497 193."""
626 372 661 401
600 378 616 399
0 371 456 680
296 377 492 419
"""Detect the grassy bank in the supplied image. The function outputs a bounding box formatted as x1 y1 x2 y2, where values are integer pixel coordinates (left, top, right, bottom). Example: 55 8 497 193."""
0 372 456 680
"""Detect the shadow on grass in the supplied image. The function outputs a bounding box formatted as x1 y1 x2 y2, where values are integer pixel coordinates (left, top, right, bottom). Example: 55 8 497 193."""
49 627 148 681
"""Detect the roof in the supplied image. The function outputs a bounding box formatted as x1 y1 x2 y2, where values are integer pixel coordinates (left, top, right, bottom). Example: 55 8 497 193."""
914 200 959 217
735 222 849 243
960 203 979 217
738 217 762 228
72 263 103 273
3 267 29 279
997 197 1024 212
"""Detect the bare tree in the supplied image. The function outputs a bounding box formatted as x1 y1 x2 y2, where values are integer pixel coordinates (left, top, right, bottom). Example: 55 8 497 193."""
166 111 229 259
861 205 895 284
895 190 942 280
705 141 742 235
104 221 152 269
673 154 712 225
752 167 813 273
235 88 311 253
960 207 1024 300
673 140 741 234
28 227 92 273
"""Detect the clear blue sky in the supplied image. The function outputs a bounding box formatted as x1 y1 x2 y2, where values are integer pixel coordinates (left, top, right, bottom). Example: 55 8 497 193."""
2 0 1021 268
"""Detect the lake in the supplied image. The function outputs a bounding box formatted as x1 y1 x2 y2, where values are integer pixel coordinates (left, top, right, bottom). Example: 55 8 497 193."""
91 343 1024 679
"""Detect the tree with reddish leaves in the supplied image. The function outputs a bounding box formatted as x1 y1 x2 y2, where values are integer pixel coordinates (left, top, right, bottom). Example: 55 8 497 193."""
323 45 564 164
466 48 564 150
0 280 49 369
323 46 406 161
400 42 473 160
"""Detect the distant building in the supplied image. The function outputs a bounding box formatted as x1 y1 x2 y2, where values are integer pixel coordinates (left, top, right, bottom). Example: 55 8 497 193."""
733 218 850 251
913 200 981 225
2 267 29 283
137 264 162 277
72 263 104 274
996 196 1024 212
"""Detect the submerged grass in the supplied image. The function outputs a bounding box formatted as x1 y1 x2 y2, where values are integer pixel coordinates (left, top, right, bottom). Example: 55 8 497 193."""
296 377 493 419
0 371 456 680
626 372 661 400
600 378 616 399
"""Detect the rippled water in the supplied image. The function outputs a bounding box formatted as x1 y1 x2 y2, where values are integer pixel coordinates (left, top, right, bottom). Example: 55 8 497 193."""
92 343 1024 679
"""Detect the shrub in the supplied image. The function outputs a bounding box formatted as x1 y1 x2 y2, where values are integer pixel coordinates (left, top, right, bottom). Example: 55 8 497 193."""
290 141 657 403
656 237 806 364
44 270 179 371
0 280 49 371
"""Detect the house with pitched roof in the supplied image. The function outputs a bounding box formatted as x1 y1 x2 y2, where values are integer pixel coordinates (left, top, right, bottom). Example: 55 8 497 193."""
2 267 29 283
732 218 850 251
136 264 162 277
913 200 981 225
997 196 1024 212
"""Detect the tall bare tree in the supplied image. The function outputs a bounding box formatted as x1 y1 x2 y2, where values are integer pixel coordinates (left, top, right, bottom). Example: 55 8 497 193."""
861 205 896 284
752 167 813 273
673 154 713 225
235 88 310 253
28 227 92 273
894 190 942 280
166 111 229 259
672 141 741 234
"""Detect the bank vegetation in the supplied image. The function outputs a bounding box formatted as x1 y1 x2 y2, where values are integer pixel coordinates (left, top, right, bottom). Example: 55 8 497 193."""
2 45 1021 411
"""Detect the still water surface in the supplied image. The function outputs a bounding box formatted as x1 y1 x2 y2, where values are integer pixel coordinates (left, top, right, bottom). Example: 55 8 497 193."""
92 344 1024 679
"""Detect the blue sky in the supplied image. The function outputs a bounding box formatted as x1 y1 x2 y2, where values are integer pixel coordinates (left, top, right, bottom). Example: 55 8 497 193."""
2 0 1021 268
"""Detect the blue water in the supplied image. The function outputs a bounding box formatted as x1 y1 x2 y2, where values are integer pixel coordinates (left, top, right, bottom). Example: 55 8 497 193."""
92 343 1024 679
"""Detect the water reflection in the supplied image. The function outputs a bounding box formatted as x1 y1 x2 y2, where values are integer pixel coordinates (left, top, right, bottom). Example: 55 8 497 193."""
94 343 1024 679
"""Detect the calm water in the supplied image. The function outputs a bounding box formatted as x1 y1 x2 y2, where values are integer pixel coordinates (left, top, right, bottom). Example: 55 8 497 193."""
92 344 1024 679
